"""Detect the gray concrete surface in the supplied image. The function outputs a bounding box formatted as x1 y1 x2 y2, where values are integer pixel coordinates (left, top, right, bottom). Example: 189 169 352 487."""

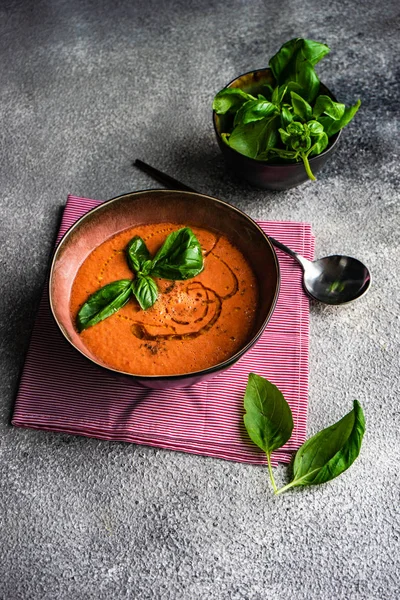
1 1 399 599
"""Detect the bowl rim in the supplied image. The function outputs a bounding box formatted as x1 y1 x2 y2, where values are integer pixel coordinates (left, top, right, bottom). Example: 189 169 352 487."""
212 66 342 166
49 188 281 382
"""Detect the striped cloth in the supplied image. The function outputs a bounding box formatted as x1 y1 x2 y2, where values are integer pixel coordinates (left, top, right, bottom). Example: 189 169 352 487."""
12 195 314 465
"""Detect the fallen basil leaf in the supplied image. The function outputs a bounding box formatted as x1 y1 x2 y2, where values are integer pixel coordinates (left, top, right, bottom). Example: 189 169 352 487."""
127 236 151 273
151 227 204 280
77 279 133 331
289 400 365 489
243 373 294 454
212 88 255 114
132 275 158 310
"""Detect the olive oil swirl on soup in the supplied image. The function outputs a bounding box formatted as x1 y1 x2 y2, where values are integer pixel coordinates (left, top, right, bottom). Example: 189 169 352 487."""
70 223 259 375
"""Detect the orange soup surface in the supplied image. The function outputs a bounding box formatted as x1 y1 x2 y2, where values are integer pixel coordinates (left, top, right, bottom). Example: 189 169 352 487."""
70 223 259 375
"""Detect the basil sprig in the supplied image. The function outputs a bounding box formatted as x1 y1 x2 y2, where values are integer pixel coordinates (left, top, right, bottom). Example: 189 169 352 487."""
77 227 204 331
213 37 361 181
243 373 365 495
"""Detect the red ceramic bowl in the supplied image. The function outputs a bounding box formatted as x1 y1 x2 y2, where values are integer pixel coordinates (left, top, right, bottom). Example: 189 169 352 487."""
49 189 280 388
213 68 342 191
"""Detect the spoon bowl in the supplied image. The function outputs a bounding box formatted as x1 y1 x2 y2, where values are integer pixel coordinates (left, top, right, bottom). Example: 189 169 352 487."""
269 238 371 305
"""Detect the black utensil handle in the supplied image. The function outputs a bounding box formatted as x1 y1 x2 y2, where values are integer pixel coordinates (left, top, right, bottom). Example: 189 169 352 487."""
134 159 198 193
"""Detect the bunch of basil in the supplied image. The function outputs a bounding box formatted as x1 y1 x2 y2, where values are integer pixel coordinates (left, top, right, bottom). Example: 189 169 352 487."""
243 373 365 494
77 227 204 331
213 38 361 181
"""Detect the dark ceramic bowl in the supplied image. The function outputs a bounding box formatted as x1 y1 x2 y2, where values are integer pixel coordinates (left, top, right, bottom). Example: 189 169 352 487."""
49 189 280 389
213 68 342 191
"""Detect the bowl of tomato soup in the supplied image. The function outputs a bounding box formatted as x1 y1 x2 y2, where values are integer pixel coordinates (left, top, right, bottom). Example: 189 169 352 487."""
49 190 280 388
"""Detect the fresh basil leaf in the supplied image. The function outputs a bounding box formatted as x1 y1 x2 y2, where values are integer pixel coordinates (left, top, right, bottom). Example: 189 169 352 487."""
290 91 312 121
291 400 365 488
234 99 277 126
309 132 329 156
313 95 345 120
287 121 304 135
296 60 320 103
243 373 294 454
301 39 330 65
212 88 255 114
127 236 151 273
270 38 330 81
280 105 293 129
151 227 204 280
327 99 361 135
261 115 280 153
77 279 133 331
278 128 291 145
307 120 324 135
132 275 158 310
270 38 328 102
226 118 269 158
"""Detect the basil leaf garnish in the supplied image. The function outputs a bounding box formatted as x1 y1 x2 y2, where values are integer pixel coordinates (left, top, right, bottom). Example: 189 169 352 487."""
77 279 133 331
151 227 204 280
127 236 151 273
132 275 159 310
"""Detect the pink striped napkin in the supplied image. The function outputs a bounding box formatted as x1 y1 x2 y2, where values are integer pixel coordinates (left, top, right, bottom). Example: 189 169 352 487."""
12 195 314 465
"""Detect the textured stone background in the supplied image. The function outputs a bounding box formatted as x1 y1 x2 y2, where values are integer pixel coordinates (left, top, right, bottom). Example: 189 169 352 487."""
1 1 399 599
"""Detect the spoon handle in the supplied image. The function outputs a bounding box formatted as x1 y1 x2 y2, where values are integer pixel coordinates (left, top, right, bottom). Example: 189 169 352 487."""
268 237 309 270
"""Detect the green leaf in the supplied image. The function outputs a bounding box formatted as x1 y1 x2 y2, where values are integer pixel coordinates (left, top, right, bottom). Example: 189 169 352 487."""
132 275 158 310
212 88 254 114
243 373 294 454
270 38 330 81
234 99 277 126
127 236 151 273
327 99 361 136
269 38 329 102
290 400 365 488
151 227 204 280
261 115 280 153
280 106 293 129
313 95 345 120
227 118 268 158
307 120 324 135
76 279 133 331
290 91 312 121
309 132 329 156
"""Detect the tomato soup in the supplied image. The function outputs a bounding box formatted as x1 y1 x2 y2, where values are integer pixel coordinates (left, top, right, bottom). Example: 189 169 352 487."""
70 223 259 375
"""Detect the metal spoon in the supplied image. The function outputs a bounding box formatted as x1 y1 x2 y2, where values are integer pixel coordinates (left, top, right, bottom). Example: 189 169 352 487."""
269 237 371 305
134 159 372 305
